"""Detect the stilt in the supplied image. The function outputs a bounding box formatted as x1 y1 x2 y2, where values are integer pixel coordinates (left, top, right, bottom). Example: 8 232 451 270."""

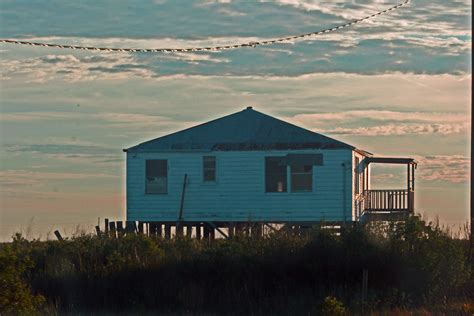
176 223 184 237
228 222 235 237
235 223 244 237
149 222 157 236
196 223 202 240
210 226 215 240
253 223 263 238
157 223 163 238
164 224 171 239
54 230 63 241
186 224 193 237
203 224 210 240
117 221 124 237
109 222 116 238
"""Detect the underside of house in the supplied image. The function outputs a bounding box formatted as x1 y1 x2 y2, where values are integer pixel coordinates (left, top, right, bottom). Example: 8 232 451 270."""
122 107 417 238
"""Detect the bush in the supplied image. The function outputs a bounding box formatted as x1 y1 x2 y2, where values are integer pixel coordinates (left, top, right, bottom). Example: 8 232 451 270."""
0 234 46 315
321 296 345 315
0 217 471 314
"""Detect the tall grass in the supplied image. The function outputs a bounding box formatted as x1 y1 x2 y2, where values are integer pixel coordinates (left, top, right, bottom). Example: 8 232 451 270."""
1 216 472 315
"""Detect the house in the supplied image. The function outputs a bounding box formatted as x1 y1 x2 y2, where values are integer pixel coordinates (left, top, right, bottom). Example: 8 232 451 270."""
123 107 416 235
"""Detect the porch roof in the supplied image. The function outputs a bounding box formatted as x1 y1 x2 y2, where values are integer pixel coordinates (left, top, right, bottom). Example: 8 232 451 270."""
365 157 417 165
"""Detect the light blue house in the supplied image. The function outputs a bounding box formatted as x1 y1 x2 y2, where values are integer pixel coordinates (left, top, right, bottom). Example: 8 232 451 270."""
124 107 416 232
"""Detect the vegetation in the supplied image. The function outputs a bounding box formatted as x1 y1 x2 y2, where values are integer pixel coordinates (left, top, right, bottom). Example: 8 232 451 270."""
0 216 472 315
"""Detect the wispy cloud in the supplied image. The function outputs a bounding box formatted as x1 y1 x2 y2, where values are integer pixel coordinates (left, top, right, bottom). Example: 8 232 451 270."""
288 110 469 136
367 155 469 184
1 169 118 188
3 143 122 165
416 155 469 184
0 53 155 82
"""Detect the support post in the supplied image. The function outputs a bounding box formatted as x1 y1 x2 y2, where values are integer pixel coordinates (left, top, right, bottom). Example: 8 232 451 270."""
164 224 171 239
109 222 116 238
203 224 210 240
407 164 411 212
228 222 235 238
196 223 202 240
54 230 63 241
186 224 193 237
176 224 183 237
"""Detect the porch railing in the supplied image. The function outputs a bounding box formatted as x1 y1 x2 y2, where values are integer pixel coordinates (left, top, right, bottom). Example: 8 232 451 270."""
362 189 414 213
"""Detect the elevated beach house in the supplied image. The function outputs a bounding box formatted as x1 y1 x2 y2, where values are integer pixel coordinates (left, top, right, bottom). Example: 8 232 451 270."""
123 107 416 233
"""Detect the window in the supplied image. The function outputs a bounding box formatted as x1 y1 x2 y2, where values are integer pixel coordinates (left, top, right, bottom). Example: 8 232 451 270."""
265 157 287 192
203 156 216 182
291 164 313 192
146 160 167 194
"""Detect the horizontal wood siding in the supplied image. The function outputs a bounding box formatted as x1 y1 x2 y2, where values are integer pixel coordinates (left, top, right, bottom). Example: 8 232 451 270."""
127 149 353 223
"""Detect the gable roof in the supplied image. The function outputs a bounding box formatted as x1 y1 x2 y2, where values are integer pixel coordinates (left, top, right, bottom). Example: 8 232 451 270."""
124 107 354 152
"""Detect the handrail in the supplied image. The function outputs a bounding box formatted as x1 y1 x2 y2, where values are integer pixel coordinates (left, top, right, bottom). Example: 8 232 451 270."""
362 189 413 212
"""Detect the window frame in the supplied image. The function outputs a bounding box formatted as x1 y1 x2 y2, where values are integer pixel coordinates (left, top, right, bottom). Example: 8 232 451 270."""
202 156 217 183
290 164 313 193
145 159 168 195
264 156 288 193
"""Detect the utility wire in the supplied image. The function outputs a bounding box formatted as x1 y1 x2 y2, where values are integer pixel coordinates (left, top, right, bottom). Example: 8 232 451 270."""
0 0 409 53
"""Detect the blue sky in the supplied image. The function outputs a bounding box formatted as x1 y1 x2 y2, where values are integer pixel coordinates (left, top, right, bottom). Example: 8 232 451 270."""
0 0 471 240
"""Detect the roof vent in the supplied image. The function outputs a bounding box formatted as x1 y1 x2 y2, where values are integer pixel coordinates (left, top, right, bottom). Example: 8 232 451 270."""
246 106 253 110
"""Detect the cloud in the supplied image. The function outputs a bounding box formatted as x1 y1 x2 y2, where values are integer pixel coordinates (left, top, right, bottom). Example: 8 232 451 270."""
366 155 469 184
3 143 122 165
0 53 156 82
0 169 118 188
287 110 469 136
323 123 468 136
415 155 469 184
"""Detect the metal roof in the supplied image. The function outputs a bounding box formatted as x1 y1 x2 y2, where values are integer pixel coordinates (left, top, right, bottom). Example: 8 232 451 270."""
124 107 354 152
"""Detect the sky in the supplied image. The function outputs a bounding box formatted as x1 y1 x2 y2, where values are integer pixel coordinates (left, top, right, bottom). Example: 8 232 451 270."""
0 0 471 241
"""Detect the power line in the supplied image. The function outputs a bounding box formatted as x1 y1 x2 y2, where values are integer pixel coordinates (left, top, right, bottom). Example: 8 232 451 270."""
0 0 410 53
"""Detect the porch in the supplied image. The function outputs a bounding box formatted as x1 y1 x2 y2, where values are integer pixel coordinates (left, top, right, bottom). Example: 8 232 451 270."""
358 157 417 222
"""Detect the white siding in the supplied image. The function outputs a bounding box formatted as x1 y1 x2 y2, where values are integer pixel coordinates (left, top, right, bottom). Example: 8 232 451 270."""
126 149 353 223
352 151 370 221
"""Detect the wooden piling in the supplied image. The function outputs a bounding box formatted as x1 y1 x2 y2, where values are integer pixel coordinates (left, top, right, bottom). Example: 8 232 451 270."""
104 218 109 234
157 223 163 238
95 226 101 236
138 222 144 235
228 222 235 238
117 221 124 236
210 226 215 240
235 223 244 237
196 223 202 240
203 224 210 240
126 221 136 234
253 223 263 238
186 224 193 237
164 224 171 239
109 222 116 238
54 230 63 241
176 223 184 237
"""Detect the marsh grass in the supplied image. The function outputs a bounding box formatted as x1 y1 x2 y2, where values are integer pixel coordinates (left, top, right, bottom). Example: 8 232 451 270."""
0 216 472 315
